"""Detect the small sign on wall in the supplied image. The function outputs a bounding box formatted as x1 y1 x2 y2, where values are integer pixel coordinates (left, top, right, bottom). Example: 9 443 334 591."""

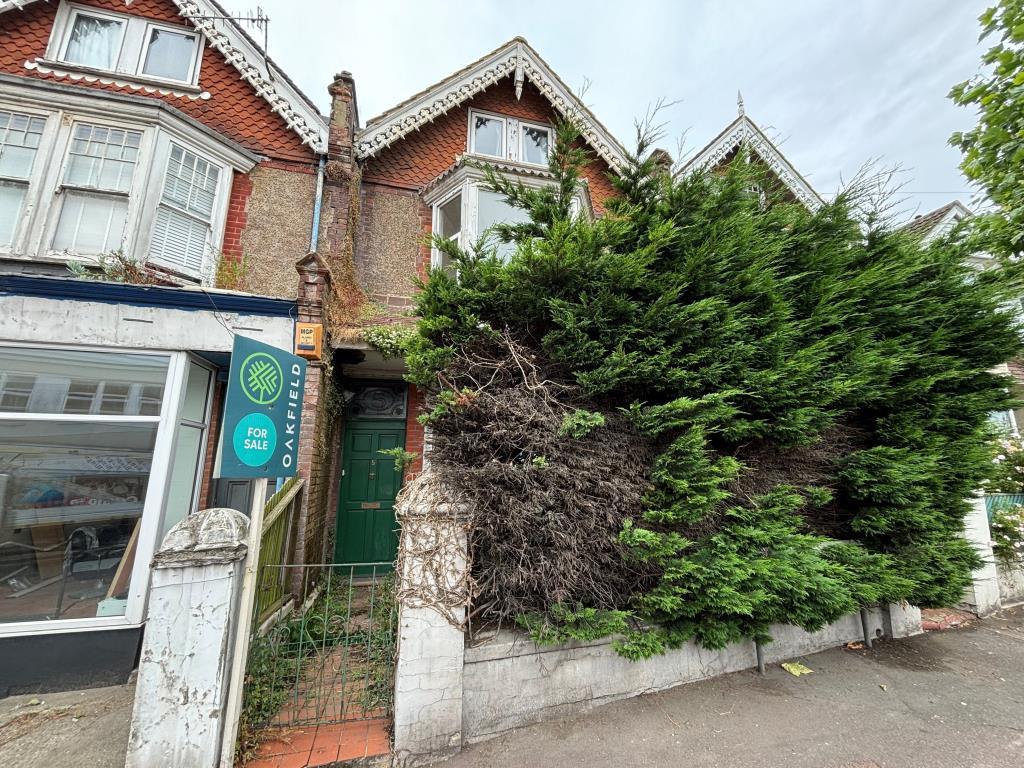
295 322 323 360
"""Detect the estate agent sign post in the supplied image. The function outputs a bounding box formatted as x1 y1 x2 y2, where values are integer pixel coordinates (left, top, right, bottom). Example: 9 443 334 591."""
217 335 306 766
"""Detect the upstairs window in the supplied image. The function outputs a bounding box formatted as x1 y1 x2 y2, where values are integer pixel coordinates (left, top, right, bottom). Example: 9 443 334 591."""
520 123 551 165
51 4 202 86
149 145 221 275
140 26 200 82
62 11 125 70
468 111 552 166
0 110 46 247
53 123 142 255
471 113 505 158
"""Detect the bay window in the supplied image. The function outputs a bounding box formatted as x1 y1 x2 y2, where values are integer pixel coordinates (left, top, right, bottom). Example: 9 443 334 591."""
430 167 588 268
52 123 141 256
0 87 244 283
0 110 46 247
149 145 220 274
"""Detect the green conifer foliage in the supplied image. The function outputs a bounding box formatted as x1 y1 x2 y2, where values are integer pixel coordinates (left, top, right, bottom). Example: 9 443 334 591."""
407 119 1024 655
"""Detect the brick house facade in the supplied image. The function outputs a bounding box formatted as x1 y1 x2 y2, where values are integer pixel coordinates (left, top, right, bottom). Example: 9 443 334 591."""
310 40 627 568
0 0 328 694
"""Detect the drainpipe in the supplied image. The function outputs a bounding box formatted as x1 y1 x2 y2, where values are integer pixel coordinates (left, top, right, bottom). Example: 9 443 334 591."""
860 606 874 648
309 155 325 253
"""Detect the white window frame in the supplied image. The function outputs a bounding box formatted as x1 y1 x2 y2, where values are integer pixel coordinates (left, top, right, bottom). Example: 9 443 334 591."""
48 2 204 89
468 109 508 160
0 83 248 284
145 140 230 280
518 119 552 167
46 118 148 259
427 162 591 269
56 5 129 73
136 21 204 86
467 109 554 166
0 106 59 254
0 342 192 639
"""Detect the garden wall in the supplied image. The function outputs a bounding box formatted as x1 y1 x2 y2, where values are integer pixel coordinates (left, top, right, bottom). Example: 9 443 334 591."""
461 604 922 744
997 563 1024 604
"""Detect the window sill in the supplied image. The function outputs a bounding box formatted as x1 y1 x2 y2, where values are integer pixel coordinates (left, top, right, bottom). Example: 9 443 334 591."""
25 59 210 101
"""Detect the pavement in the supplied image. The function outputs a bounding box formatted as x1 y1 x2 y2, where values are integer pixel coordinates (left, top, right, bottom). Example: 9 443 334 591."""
442 605 1024 768
0 681 134 768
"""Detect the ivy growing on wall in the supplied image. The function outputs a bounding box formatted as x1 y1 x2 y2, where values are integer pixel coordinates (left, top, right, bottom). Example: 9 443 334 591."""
405 119 1024 656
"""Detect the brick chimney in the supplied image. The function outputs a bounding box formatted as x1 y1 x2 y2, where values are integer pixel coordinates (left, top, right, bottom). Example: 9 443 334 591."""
316 72 361 269
326 71 357 168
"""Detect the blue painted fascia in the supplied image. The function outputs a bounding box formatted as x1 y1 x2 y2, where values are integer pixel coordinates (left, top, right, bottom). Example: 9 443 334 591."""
0 275 297 318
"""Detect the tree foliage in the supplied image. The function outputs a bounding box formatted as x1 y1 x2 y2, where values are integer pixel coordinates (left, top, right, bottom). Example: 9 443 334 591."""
950 0 1024 256
408 117 1024 655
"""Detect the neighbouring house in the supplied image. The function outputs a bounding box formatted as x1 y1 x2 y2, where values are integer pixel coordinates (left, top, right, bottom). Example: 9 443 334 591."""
0 0 330 694
312 37 628 569
680 96 825 211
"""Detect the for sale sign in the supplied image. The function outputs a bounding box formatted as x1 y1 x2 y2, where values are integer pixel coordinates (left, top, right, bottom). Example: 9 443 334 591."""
217 335 306 478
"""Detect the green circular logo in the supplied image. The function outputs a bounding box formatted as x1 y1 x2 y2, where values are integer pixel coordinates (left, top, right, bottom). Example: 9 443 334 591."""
233 413 277 467
240 352 283 405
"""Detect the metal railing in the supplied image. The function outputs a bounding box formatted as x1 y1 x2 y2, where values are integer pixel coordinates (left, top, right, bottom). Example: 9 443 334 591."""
244 563 397 730
254 478 304 626
986 493 1024 523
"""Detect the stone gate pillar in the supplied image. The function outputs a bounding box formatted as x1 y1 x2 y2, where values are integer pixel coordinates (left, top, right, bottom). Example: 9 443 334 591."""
392 475 469 766
125 508 249 768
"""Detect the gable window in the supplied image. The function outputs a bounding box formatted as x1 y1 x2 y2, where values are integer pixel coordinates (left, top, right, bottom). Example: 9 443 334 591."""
0 110 46 247
468 110 552 166
471 113 505 158
50 4 202 87
520 123 551 166
149 145 220 275
140 26 199 83
62 11 125 71
52 123 141 256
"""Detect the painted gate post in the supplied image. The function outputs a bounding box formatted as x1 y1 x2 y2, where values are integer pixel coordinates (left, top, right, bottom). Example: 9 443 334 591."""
125 507 250 768
392 475 469 765
962 493 1003 617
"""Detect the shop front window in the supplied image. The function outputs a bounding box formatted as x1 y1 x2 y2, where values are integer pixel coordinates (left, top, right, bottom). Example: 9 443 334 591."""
0 347 168 624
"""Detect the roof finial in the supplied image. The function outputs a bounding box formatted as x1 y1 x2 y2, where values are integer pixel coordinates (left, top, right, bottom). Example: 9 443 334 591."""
737 90 745 118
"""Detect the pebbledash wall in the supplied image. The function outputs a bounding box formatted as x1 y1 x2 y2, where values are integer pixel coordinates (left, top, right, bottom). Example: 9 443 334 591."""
390 487 925 766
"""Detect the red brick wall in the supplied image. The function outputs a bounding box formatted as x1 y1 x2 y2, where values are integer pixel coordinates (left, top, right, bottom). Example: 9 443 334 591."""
0 0 317 165
199 379 224 508
362 77 617 215
221 171 252 262
404 384 425 479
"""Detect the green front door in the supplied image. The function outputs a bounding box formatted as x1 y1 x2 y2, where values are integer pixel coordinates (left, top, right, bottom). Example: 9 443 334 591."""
334 419 406 569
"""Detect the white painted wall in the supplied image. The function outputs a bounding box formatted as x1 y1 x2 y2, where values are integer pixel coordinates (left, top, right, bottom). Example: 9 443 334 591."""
0 294 293 352
962 495 1003 616
461 606 913 744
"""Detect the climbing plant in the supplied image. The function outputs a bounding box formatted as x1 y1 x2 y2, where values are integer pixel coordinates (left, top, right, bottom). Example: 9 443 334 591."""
406 117 1024 655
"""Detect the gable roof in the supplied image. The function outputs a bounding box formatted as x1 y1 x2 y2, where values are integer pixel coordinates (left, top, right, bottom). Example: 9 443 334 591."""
0 0 327 152
355 37 628 171
901 200 972 241
682 113 824 211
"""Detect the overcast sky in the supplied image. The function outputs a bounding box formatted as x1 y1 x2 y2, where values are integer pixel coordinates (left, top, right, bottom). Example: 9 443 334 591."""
222 0 989 220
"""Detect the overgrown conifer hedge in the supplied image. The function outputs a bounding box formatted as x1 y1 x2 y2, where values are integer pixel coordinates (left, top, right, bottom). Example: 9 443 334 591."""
404 122 1024 657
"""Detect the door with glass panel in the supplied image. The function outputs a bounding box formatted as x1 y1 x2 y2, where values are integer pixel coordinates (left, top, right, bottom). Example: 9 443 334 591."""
0 347 170 624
